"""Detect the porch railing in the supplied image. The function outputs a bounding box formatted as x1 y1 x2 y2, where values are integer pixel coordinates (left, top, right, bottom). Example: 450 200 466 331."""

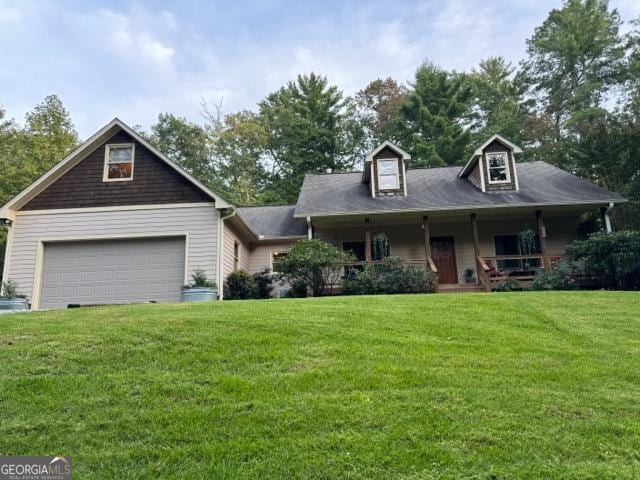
477 254 566 291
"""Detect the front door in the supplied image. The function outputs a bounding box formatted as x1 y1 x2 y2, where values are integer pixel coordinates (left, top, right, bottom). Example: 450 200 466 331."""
431 236 458 284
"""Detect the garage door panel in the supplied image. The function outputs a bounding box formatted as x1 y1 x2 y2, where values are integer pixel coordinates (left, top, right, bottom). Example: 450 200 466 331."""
40 237 185 309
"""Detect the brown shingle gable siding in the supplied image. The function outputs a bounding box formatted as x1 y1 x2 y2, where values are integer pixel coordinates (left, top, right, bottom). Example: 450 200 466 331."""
482 139 517 192
372 147 405 197
22 130 211 210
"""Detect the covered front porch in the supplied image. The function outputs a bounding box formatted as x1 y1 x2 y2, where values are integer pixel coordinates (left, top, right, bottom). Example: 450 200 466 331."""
312 206 592 292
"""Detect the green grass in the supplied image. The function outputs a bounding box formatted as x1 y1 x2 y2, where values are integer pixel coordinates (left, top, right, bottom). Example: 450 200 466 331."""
1 292 639 479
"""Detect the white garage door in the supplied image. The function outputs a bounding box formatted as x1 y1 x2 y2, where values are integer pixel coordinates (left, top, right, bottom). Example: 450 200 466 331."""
40 237 186 309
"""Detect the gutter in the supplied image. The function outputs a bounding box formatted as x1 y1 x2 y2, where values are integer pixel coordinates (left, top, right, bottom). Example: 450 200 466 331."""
292 199 628 219
216 206 236 301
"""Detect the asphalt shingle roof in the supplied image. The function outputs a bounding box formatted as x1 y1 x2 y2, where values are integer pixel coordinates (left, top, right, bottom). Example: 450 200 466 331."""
236 205 307 238
294 161 625 217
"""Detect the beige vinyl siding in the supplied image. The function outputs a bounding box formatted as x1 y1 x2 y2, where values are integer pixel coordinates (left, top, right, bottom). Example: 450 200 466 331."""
7 204 219 304
223 224 250 277
248 241 297 273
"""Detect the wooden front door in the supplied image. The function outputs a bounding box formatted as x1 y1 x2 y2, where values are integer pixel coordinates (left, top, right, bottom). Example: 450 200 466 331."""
431 237 458 284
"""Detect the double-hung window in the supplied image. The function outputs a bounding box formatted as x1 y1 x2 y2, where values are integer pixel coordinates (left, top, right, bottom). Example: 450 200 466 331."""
485 152 510 184
104 144 135 181
377 159 399 190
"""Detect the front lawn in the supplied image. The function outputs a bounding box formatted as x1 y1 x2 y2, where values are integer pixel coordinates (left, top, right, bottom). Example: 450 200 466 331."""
0 292 639 479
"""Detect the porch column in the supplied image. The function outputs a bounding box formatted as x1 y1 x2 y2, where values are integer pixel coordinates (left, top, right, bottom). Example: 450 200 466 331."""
535 210 551 270
470 213 482 285
364 217 372 264
422 215 432 262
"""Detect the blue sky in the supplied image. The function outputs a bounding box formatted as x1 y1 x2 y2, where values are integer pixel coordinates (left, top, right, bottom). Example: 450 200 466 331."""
1 0 639 138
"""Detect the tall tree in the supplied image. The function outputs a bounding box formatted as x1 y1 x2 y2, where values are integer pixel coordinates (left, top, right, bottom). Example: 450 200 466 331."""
397 62 473 167
521 0 625 167
0 96 78 205
209 110 269 206
149 113 214 185
259 73 356 203
354 78 408 146
623 17 640 119
466 57 530 146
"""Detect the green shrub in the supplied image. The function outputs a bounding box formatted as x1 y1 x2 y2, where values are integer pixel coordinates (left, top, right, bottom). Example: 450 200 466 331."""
253 268 274 299
493 278 522 292
1 280 20 299
225 270 258 300
342 258 437 295
275 239 354 296
531 262 577 290
566 231 640 290
284 280 308 298
185 269 217 289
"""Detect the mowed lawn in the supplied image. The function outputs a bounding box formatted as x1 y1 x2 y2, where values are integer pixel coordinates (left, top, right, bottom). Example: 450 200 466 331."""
0 292 639 479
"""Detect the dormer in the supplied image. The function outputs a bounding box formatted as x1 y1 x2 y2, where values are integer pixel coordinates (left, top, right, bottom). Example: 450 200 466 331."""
362 141 411 198
458 134 522 192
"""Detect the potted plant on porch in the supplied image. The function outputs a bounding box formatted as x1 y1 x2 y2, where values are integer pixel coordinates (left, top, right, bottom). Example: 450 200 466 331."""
181 270 218 302
0 280 29 311
464 268 476 283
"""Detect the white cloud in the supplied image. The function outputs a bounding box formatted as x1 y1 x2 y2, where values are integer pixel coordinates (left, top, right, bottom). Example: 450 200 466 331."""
0 6 21 23
77 7 176 68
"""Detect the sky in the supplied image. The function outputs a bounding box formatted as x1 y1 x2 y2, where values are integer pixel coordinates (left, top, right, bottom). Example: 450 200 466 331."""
1 0 639 138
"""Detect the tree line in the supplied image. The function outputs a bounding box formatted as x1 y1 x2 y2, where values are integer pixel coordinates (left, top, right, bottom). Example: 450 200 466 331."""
1 0 639 234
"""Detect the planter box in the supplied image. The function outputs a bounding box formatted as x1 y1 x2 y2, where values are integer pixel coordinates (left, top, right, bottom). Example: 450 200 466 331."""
181 287 218 303
0 298 29 311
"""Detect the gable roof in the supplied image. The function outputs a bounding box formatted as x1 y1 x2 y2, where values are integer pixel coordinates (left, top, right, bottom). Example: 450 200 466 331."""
459 134 523 178
0 118 230 218
365 141 411 163
294 161 626 218
235 205 307 239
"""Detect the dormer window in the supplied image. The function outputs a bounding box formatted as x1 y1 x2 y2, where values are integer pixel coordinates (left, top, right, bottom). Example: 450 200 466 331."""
103 143 135 181
377 159 399 190
486 152 510 184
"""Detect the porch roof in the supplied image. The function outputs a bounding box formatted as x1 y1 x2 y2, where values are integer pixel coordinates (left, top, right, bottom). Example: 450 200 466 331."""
294 161 626 218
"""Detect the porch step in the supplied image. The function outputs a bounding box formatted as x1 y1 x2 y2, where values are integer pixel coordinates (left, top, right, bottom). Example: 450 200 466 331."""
437 283 485 293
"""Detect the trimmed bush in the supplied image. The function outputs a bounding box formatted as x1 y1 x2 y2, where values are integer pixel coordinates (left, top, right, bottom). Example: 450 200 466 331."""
566 231 640 290
225 270 258 300
342 258 437 295
284 280 308 298
531 262 577 290
253 268 274 299
493 278 522 292
275 239 354 296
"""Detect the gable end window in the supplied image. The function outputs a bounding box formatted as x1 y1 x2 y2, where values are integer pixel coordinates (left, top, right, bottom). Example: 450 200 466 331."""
377 158 399 190
103 143 135 182
485 152 511 184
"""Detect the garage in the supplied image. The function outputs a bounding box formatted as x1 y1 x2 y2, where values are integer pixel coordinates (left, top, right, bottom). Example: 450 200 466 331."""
39 237 186 309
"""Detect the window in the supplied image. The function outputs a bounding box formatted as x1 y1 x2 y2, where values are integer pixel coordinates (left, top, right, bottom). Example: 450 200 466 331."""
104 144 135 181
343 241 365 262
485 152 511 184
377 159 399 190
494 234 541 271
271 252 289 273
233 241 240 271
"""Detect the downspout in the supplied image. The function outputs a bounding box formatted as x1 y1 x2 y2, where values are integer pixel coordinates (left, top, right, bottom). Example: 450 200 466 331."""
306 216 313 240
217 207 236 301
604 202 614 233
0 218 14 297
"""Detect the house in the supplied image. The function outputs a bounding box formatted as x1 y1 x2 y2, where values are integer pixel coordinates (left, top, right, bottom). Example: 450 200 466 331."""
0 119 625 309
